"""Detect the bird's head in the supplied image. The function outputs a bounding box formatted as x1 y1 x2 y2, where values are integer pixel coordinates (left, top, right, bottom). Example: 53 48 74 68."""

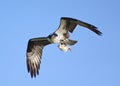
48 33 58 38
52 33 58 37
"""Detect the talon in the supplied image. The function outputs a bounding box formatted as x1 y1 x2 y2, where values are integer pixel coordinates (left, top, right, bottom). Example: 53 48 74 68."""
68 47 71 51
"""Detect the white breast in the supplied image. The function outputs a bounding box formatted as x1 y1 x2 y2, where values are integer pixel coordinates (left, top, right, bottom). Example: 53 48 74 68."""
53 25 67 43
52 34 64 43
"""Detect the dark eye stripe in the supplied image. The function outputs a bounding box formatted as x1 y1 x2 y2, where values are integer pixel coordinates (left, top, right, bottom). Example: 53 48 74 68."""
53 33 58 36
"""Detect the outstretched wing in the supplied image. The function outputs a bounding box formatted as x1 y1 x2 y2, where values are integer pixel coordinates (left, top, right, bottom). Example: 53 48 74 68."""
56 17 102 35
26 37 51 78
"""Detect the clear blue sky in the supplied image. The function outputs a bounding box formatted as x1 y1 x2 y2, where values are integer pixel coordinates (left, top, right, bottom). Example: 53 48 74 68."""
0 0 120 86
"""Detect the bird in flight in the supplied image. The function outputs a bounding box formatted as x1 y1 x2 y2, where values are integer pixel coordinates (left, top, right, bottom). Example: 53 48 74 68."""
26 17 102 78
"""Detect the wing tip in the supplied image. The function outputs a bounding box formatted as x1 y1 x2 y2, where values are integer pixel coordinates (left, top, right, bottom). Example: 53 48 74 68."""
26 58 40 78
28 66 40 78
88 25 103 36
96 31 103 36
94 27 103 36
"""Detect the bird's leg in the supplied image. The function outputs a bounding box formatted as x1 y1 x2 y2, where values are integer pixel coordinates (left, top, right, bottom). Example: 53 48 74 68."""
58 40 71 52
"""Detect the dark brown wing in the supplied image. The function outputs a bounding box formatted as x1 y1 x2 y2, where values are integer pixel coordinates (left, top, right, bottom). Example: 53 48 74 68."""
26 37 51 78
57 17 102 35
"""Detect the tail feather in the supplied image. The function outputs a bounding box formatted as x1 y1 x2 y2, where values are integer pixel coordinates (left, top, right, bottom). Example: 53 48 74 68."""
66 39 77 45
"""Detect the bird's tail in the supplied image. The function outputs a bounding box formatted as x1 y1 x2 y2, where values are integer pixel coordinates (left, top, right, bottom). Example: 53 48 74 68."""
66 39 77 45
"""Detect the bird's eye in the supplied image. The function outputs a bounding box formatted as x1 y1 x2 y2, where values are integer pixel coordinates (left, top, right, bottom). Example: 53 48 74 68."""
53 33 58 36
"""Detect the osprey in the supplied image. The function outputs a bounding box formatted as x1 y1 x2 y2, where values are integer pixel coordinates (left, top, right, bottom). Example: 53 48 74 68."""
26 17 102 78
